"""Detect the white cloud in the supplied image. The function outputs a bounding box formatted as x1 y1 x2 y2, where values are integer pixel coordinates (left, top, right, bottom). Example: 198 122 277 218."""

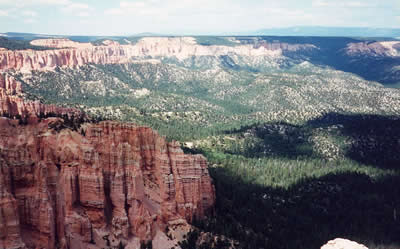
105 8 124 15
345 2 368 7
65 2 89 11
105 0 237 17
312 0 329 7
0 0 14 4
120 1 145 9
105 1 161 16
0 9 8 16
0 0 91 17
0 0 93 18
21 10 37 17
24 18 37 23
312 0 374 8
259 7 314 26
36 0 69 4
103 0 318 34
0 0 70 7
265 8 309 17
77 11 89 17
62 2 92 17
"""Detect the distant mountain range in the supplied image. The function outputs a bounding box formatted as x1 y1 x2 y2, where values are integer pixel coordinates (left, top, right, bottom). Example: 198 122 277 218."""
1 34 400 86
252 26 400 38
2 26 400 40
0 32 124 42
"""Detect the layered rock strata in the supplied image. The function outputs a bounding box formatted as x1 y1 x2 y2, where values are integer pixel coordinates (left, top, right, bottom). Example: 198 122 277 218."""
0 118 215 249
0 73 82 118
30 38 94 49
345 41 400 57
0 37 316 72
0 73 215 249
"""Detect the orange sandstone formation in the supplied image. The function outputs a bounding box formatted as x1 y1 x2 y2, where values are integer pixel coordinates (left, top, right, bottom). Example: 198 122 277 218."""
0 118 215 249
0 73 215 249
345 41 400 57
0 73 82 118
0 37 316 72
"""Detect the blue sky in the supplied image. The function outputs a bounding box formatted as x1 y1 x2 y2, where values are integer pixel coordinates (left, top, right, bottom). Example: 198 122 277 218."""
0 0 399 35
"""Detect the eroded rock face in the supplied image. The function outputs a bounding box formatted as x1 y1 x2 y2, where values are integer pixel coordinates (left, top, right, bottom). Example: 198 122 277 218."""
0 118 215 249
345 41 400 57
0 37 316 72
30 38 95 49
0 162 26 249
0 73 82 118
321 238 369 249
0 73 215 248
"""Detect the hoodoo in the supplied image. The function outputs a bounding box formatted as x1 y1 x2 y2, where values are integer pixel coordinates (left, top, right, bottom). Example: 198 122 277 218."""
0 74 215 249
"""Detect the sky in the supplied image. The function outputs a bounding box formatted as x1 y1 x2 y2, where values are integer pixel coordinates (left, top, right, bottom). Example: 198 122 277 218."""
0 0 399 36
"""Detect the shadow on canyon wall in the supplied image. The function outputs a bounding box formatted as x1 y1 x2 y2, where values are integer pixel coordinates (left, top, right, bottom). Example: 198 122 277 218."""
252 36 400 85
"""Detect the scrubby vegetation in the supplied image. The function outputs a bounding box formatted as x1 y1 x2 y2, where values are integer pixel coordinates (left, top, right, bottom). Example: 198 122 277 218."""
9 49 400 248
13 56 400 140
0 37 55 50
194 36 239 46
185 114 400 249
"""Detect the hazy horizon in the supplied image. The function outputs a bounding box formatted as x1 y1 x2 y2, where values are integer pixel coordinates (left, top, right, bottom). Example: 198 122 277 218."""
1 26 400 38
0 0 399 36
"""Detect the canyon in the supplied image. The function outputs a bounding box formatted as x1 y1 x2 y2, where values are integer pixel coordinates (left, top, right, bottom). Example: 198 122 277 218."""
0 37 315 72
1 35 400 249
1 36 399 85
0 74 215 249
0 74 82 119
344 41 400 57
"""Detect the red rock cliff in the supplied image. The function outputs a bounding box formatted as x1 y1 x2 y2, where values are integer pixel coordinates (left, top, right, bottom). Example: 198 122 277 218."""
0 46 132 72
0 73 83 119
0 118 215 249
0 37 316 72
0 73 215 249
344 41 400 57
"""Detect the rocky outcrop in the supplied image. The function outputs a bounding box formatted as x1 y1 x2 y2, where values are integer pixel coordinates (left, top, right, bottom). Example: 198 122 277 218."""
344 41 400 57
0 73 22 95
0 37 316 72
30 38 94 49
0 73 215 249
0 117 215 249
340 41 400 84
0 162 26 249
321 238 369 249
0 73 83 118
254 40 316 52
0 45 133 72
